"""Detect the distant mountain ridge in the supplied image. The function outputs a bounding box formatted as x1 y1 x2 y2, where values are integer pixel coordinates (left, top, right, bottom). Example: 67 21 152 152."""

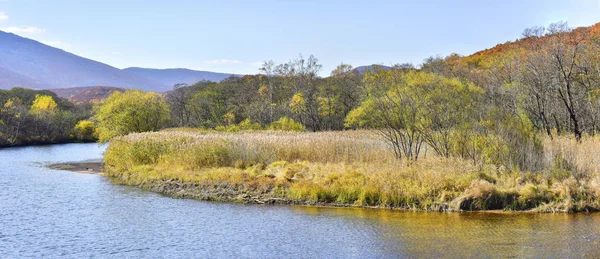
0 30 166 91
354 65 392 74
0 30 400 94
0 31 239 92
123 67 237 88
0 67 47 89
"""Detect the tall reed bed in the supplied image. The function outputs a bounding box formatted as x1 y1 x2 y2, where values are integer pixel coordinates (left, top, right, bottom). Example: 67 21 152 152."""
103 130 600 212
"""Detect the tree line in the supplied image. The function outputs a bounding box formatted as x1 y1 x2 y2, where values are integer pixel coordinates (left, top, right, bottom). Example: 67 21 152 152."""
3 21 599 173
166 54 363 132
0 88 95 146
158 21 600 170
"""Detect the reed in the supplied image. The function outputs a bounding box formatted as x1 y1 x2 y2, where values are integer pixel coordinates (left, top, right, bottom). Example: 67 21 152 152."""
103 129 600 212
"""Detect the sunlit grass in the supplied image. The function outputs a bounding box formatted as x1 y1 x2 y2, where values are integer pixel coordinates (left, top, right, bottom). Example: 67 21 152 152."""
103 129 600 212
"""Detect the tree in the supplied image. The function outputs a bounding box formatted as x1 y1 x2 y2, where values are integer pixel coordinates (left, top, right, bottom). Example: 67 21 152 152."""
30 94 58 115
0 88 92 146
317 63 363 130
260 60 276 123
347 70 481 160
0 98 27 144
167 83 191 127
273 54 323 131
30 94 59 141
546 22 586 140
73 120 97 141
188 86 226 128
519 27 556 137
95 90 170 142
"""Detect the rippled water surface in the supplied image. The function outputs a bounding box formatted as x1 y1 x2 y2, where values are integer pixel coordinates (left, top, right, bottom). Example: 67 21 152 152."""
1 143 600 258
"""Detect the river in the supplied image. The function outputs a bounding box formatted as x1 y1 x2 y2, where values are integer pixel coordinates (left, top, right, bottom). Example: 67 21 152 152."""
1 143 599 258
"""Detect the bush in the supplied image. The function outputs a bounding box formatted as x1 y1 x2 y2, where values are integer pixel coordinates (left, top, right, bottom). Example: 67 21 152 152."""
268 117 305 131
73 120 97 141
215 118 263 132
95 90 170 142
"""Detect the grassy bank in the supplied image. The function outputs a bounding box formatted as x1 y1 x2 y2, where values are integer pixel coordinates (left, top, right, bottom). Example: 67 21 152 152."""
103 130 600 212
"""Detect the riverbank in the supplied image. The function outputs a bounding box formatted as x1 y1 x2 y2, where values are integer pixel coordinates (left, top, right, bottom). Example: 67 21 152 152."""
102 130 600 212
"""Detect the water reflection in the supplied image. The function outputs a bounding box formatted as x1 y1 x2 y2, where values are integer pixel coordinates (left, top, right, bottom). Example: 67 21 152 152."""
291 206 600 258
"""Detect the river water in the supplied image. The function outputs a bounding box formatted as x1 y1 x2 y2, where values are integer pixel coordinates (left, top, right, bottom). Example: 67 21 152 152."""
1 143 600 258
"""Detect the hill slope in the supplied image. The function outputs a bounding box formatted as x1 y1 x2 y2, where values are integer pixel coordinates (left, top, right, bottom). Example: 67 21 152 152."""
0 67 47 89
0 30 165 90
0 31 237 92
466 22 600 61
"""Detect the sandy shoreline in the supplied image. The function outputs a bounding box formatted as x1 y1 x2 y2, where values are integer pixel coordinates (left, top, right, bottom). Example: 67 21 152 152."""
48 160 105 175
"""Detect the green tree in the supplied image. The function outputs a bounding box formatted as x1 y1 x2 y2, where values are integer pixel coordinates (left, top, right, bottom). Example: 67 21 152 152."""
95 90 170 142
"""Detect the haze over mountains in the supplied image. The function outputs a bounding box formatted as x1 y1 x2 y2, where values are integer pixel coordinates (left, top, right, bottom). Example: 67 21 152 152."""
0 30 238 92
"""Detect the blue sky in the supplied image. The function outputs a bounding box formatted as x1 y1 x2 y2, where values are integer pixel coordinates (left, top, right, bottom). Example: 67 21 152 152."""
0 0 599 75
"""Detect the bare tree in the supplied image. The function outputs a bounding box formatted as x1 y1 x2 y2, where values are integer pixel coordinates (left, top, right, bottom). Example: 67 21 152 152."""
546 22 585 140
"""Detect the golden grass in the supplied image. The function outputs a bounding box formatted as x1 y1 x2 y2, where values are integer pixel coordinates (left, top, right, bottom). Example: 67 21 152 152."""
103 129 600 212
543 134 600 176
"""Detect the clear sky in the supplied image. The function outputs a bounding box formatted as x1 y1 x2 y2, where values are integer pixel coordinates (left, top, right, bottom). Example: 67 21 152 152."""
0 0 599 75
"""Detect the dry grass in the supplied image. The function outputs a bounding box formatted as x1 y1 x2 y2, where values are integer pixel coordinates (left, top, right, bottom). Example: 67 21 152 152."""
543 134 600 177
103 129 600 212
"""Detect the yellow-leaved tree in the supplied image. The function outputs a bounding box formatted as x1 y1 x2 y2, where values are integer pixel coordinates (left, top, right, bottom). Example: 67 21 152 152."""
95 90 170 142
73 120 97 142
30 95 57 116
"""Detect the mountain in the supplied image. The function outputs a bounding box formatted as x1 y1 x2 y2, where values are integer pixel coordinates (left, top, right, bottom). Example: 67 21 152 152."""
0 30 165 91
354 65 392 74
123 67 237 88
49 86 125 103
0 31 237 92
0 67 48 89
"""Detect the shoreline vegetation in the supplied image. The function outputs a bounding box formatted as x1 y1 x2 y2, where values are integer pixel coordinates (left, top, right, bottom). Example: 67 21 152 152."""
16 21 600 214
99 129 600 213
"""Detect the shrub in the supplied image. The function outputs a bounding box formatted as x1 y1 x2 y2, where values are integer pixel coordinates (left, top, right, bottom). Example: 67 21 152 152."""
268 117 305 131
73 120 97 141
95 90 170 142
